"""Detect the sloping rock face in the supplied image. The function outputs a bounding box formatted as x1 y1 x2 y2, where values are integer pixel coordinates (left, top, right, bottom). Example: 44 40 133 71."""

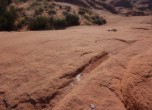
109 0 132 8
0 16 152 110
122 50 152 110
54 0 152 15
54 0 118 13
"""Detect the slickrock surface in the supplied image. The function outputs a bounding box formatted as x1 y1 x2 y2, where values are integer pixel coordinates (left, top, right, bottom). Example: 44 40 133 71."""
0 13 152 110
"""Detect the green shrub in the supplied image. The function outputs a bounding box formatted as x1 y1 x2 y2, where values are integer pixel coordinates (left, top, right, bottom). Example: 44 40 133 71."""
78 7 92 15
30 2 41 10
0 6 5 15
0 0 12 15
48 4 55 9
0 0 12 6
93 18 106 25
65 6 71 12
84 15 92 22
78 7 86 15
34 7 44 15
15 0 28 3
0 0 18 31
52 17 67 29
59 5 62 9
62 11 69 16
48 10 56 15
65 13 79 26
91 16 106 25
0 7 18 31
17 18 26 29
28 14 80 31
28 16 50 30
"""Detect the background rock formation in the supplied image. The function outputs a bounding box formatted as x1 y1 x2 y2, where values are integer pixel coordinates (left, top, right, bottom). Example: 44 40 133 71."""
54 0 152 15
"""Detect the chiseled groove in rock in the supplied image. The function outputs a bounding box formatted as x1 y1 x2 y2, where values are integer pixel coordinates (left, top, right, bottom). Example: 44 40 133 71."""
57 79 73 89
113 38 137 44
132 27 150 30
95 38 137 45
7 51 109 110
60 51 109 79
48 51 109 109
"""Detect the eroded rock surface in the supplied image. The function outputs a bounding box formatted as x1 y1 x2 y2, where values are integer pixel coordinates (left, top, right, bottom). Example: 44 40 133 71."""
0 15 152 110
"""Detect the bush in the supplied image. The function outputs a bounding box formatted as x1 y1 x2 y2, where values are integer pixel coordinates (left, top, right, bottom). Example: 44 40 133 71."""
28 16 50 30
28 14 80 30
93 18 106 25
0 0 12 15
0 0 12 6
84 15 92 21
34 7 44 15
65 6 71 12
65 13 79 26
0 0 18 31
59 5 62 9
78 7 87 15
15 0 28 3
0 6 5 15
0 7 18 31
48 10 56 15
16 18 26 29
92 16 106 25
78 7 92 15
62 11 69 16
48 4 55 9
52 17 67 29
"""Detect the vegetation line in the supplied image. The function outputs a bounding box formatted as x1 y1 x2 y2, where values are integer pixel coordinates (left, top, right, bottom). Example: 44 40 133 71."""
0 0 106 31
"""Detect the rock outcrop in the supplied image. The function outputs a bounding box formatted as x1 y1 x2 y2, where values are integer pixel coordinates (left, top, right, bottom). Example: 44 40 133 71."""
54 0 152 15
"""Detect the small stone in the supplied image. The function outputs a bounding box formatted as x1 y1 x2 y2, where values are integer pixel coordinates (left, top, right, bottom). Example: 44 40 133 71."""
111 29 117 32
90 104 96 109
